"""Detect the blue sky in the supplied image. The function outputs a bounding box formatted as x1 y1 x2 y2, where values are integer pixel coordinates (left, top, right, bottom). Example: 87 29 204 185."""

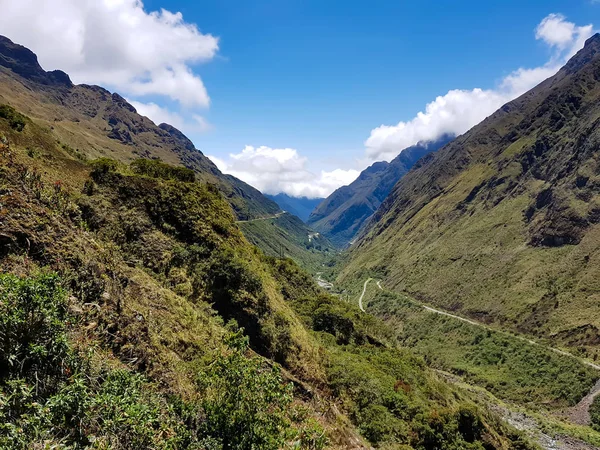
1 0 599 197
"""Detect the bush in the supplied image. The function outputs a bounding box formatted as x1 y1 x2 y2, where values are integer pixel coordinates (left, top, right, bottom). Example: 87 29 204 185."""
0 273 73 396
131 158 195 182
0 104 27 131
89 157 120 181
591 395 600 431
197 327 293 450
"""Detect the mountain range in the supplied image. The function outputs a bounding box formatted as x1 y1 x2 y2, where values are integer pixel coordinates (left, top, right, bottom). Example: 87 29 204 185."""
2 31 600 449
266 193 324 222
307 136 453 247
0 35 334 268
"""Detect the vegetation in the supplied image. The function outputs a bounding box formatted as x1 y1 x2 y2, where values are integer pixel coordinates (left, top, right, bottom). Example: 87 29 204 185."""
308 136 452 248
239 212 337 273
591 396 600 432
0 273 299 449
361 289 599 408
0 104 27 131
0 104 541 449
268 260 538 449
197 327 293 450
130 158 196 182
338 36 600 362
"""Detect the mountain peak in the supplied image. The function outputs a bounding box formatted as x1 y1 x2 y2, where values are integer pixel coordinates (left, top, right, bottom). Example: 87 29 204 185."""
0 35 72 87
585 32 600 47
563 32 600 74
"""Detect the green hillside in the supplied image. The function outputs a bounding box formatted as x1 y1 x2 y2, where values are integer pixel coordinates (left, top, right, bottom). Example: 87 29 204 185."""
340 34 600 361
238 212 337 272
0 59 540 449
308 136 452 248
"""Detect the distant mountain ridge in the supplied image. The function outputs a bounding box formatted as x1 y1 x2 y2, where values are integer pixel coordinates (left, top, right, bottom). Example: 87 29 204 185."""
266 193 324 222
307 135 453 247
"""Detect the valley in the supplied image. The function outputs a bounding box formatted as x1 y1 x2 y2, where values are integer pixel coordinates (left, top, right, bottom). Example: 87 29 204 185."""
1 7 600 450
354 277 600 449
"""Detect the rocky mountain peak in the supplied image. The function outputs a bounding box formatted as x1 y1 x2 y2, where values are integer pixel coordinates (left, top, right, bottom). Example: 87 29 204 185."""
0 35 72 87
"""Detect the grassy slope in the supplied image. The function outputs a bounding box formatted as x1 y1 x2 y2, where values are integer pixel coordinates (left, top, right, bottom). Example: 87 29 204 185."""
0 36 336 272
339 35 600 359
0 106 539 449
239 212 337 272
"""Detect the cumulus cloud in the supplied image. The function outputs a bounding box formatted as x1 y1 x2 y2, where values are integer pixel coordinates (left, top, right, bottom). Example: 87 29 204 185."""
365 14 595 162
209 146 360 198
128 100 212 134
0 0 218 107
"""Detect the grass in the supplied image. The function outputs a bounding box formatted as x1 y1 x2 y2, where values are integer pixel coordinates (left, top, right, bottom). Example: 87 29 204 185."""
0 104 544 449
361 288 599 409
239 212 338 273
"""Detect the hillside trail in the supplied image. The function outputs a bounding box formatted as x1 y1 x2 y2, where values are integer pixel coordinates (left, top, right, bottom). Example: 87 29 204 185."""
236 211 286 223
358 278 373 312
357 279 600 430
564 379 600 425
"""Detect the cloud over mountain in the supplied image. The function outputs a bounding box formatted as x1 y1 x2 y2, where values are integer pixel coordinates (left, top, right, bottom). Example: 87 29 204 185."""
0 0 218 108
209 146 359 198
365 14 594 162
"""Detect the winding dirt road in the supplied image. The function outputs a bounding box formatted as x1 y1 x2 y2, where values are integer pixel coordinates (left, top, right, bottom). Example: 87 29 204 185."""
357 278 372 312
236 211 286 223
358 278 600 430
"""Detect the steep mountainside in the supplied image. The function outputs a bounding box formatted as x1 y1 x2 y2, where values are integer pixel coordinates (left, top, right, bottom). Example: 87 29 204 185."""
0 35 336 269
308 136 452 247
340 34 600 359
0 37 543 449
239 212 336 271
266 193 324 222
0 35 277 221
0 97 541 450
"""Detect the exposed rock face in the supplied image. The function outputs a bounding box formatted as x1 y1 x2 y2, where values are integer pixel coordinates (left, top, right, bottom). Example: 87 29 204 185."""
0 36 72 87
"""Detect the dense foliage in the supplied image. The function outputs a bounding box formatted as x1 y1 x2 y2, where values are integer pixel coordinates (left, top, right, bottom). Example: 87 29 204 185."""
267 260 537 450
130 158 196 183
591 396 600 432
366 291 599 408
0 104 26 131
0 109 542 449
0 273 311 449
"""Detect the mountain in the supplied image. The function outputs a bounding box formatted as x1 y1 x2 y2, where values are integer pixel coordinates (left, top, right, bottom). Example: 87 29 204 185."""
0 35 279 221
238 212 336 271
308 136 453 247
266 193 324 222
0 35 337 269
0 37 540 450
340 34 600 360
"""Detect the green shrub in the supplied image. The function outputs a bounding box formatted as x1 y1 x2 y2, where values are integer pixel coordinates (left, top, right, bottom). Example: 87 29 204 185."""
131 158 195 182
0 273 73 396
89 157 120 181
0 104 27 131
591 396 600 431
197 327 293 450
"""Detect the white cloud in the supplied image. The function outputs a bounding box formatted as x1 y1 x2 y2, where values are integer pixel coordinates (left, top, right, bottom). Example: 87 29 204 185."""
209 146 360 198
128 100 184 129
536 14 576 49
365 14 595 162
0 0 218 108
128 99 212 134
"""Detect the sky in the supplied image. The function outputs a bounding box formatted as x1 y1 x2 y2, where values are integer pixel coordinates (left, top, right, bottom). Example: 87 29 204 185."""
0 0 598 198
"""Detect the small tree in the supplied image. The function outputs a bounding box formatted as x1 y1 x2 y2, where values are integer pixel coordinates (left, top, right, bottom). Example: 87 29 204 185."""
0 273 72 396
197 327 293 450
